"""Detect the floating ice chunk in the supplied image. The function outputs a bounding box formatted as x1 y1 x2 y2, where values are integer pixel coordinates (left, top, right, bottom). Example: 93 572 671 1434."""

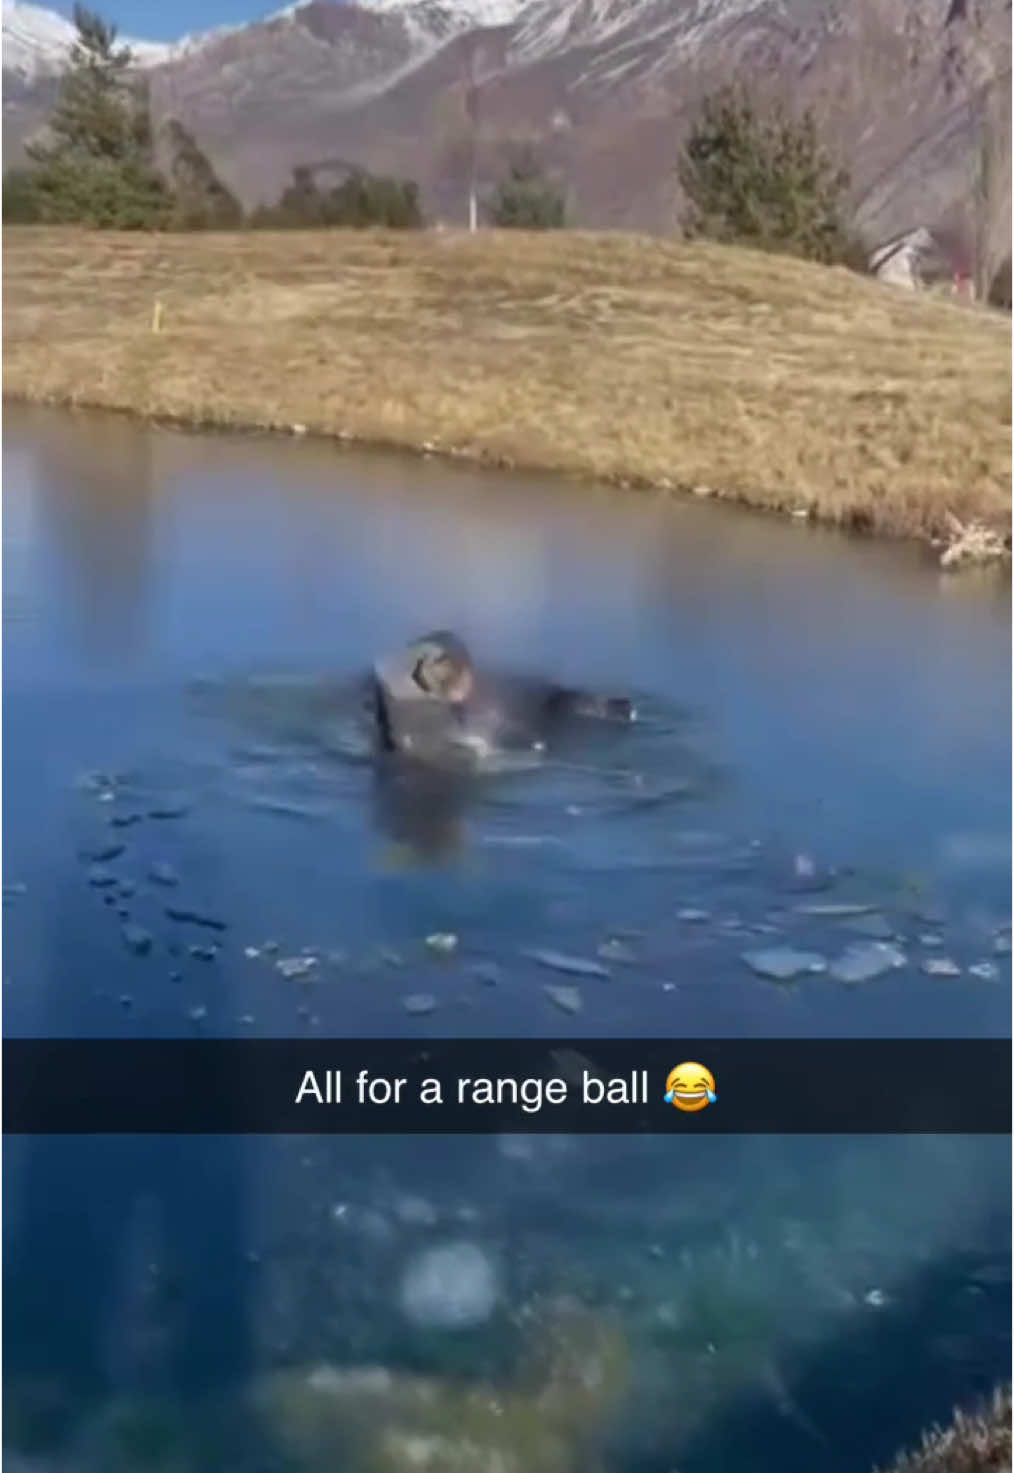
82 842 125 863
597 937 637 964
277 956 316 980
402 993 437 1015
843 913 894 939
921 957 962 978
470 961 503 986
544 984 583 1015
794 903 877 917
526 949 609 978
829 941 906 983
399 1242 499 1329
425 932 458 955
166 906 227 931
742 947 827 981
121 924 153 956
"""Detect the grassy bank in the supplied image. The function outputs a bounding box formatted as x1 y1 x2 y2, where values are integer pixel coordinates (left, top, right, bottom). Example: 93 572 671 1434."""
3 226 1010 548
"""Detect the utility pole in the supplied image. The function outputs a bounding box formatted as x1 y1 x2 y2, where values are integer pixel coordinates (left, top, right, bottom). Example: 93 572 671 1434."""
465 40 480 231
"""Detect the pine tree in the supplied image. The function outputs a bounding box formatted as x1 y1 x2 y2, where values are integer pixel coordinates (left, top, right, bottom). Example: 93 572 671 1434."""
251 165 423 229
678 86 856 265
6 6 174 229
488 147 566 229
28 7 136 164
163 119 243 229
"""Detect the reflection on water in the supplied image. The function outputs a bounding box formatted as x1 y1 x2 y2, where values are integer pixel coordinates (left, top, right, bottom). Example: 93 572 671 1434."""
3 406 1010 1472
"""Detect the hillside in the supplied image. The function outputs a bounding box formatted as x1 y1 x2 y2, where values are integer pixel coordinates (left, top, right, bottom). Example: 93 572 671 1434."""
2 0 1011 245
3 226 1010 548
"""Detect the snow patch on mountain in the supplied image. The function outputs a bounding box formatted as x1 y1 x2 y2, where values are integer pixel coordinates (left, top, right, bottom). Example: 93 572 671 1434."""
508 0 770 67
2 0 522 86
358 0 523 27
2 0 174 79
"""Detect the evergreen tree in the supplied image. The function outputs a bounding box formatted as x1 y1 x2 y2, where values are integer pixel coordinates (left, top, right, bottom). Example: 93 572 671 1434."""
28 7 137 164
2 167 43 223
274 167 328 226
327 170 422 228
6 6 174 229
251 165 423 229
487 147 566 229
678 86 854 265
163 119 243 229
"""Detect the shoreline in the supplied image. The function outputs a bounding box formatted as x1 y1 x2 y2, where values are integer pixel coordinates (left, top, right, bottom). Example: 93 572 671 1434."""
3 228 1010 566
7 386 1009 571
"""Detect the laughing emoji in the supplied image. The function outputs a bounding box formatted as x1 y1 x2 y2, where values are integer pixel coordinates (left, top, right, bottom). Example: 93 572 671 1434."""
664 1063 717 1113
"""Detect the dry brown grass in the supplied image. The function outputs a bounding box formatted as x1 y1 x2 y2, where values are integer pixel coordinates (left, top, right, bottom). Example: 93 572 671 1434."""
875 1385 1012 1473
3 226 1011 544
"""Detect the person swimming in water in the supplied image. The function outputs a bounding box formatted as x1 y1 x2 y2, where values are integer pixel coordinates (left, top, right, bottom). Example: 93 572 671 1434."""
370 630 635 764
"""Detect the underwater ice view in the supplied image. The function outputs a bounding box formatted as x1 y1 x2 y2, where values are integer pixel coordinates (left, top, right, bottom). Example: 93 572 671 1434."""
2 406 1011 1473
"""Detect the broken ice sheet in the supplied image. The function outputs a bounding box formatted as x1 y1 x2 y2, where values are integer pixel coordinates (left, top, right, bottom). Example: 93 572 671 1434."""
794 902 878 918
841 913 895 940
277 956 316 981
525 949 610 979
165 906 227 931
741 947 827 982
921 957 962 978
470 961 504 987
121 924 153 957
543 984 583 1015
597 937 637 964
829 942 907 984
425 932 458 956
402 993 438 1016
81 842 125 863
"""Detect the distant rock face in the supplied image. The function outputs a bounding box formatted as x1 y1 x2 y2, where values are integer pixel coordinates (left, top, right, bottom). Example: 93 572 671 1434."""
2 0 1010 245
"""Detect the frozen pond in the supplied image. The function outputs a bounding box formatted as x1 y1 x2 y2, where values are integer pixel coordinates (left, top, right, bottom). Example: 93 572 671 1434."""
3 404 1010 1473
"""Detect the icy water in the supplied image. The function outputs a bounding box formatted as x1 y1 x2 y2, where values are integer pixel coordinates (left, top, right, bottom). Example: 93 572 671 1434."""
2 404 1010 1473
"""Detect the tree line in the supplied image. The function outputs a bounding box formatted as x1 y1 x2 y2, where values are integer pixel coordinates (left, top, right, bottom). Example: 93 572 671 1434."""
0 5 568 232
0 3 859 255
5 3 1007 300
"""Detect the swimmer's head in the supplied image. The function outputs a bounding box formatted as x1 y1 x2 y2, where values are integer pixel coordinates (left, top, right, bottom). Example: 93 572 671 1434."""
409 631 475 704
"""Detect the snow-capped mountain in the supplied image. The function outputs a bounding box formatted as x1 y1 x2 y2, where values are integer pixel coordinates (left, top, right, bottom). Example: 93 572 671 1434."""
3 0 1010 247
1 0 178 79
362 0 521 27
1 0 521 83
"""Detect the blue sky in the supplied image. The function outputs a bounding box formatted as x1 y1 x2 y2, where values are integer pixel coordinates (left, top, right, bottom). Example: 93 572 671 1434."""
49 0 306 41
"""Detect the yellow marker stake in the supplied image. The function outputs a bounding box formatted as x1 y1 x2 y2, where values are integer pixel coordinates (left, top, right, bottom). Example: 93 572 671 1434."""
151 299 164 334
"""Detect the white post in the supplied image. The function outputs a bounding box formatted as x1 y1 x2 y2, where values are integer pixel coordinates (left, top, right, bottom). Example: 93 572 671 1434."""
466 39 480 232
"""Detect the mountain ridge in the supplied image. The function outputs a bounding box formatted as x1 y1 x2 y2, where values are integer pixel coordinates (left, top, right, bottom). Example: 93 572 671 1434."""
3 0 1010 248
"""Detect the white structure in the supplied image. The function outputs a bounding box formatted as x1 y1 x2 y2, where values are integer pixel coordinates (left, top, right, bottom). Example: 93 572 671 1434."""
868 227 945 290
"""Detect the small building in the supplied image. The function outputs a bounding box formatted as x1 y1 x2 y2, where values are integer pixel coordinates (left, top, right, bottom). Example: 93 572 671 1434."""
868 227 955 291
